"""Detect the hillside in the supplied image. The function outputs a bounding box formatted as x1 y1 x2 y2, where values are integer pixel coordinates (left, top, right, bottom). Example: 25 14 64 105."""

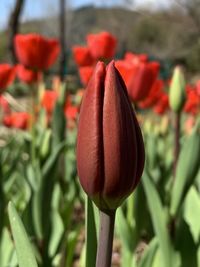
1 5 200 71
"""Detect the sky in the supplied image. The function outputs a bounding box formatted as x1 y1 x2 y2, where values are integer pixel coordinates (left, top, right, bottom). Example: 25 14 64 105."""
0 0 171 30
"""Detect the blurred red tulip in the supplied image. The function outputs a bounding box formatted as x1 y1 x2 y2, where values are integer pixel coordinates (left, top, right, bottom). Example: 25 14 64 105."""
79 66 94 86
0 64 16 92
0 95 10 114
72 46 95 66
17 65 42 84
139 79 164 109
64 97 79 120
65 105 78 120
3 112 30 130
77 61 145 210
41 90 58 114
64 98 79 129
115 60 134 88
196 80 200 96
87 31 117 60
184 116 196 135
127 61 160 102
15 33 60 70
153 93 169 115
124 52 148 64
184 85 200 115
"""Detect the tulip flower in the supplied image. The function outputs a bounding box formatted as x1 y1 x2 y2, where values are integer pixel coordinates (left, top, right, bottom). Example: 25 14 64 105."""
3 112 30 130
153 93 169 115
64 99 79 129
0 64 16 93
17 65 42 84
78 66 94 86
127 61 160 102
0 95 10 114
184 116 196 135
64 97 79 120
72 46 95 66
41 90 58 115
196 80 200 96
115 60 134 88
86 31 117 60
77 61 145 267
139 79 164 109
124 52 148 64
77 61 145 211
184 85 200 115
15 33 60 70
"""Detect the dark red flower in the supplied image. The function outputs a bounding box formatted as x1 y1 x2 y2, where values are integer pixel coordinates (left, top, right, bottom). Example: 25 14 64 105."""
15 33 60 70
72 46 95 66
77 61 145 210
3 112 30 130
17 65 42 84
0 64 16 92
86 31 117 60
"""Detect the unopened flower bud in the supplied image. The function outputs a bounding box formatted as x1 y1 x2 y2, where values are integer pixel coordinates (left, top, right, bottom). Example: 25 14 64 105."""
77 61 145 211
169 66 186 113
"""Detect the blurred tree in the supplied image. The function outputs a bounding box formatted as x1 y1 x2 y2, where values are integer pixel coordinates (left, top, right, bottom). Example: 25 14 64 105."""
59 0 67 81
174 0 200 34
8 0 25 64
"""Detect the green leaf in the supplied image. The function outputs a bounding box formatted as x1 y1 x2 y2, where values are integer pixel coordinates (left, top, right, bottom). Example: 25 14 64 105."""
183 186 200 243
197 246 200 267
8 202 38 267
116 206 135 251
40 142 66 239
0 228 16 267
139 238 158 267
39 129 52 159
116 206 136 267
48 210 64 257
142 172 172 267
52 101 66 149
175 219 196 267
65 228 81 267
85 196 97 267
49 184 64 257
146 134 157 170
170 126 200 216
42 141 66 178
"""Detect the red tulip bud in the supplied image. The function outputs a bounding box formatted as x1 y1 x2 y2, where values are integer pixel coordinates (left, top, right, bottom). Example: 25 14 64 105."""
77 61 145 211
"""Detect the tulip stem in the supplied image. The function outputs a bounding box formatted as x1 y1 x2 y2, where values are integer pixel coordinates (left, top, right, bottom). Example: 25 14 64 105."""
96 209 116 267
173 111 181 177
